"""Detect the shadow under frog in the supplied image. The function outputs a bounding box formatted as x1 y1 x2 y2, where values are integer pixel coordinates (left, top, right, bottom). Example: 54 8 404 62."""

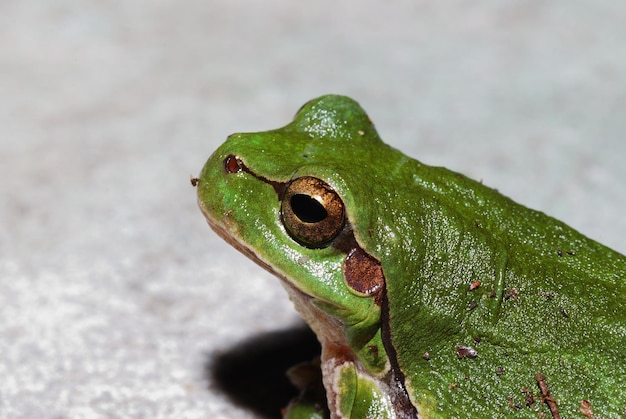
207 324 323 418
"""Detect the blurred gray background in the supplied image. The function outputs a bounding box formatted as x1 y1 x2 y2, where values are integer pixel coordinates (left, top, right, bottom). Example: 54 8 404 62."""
1 1 625 418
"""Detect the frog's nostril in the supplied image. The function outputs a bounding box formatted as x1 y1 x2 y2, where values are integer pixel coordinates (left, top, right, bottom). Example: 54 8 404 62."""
223 154 245 174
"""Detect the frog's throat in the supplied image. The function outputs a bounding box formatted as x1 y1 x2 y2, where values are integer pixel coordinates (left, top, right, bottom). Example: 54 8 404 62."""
202 209 351 408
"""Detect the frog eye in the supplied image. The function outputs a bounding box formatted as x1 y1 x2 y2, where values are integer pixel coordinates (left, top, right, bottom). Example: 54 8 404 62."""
281 177 345 248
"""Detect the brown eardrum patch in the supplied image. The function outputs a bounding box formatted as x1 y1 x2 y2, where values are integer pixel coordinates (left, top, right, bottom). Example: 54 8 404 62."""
343 246 384 304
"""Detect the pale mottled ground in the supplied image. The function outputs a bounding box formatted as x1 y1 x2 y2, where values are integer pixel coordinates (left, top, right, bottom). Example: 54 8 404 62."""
1 1 625 418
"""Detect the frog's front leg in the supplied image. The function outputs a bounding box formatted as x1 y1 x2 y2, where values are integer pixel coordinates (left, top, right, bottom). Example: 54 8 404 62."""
283 355 398 419
317 345 399 419
282 359 329 419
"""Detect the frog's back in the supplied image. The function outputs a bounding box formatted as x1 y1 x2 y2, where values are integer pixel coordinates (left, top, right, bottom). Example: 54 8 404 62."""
377 156 626 417
279 95 625 416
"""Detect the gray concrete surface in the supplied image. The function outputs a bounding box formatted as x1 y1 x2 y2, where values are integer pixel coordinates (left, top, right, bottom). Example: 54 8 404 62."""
1 1 625 418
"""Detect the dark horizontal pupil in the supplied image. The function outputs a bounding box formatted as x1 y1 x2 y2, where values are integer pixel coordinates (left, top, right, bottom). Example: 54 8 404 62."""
290 194 328 223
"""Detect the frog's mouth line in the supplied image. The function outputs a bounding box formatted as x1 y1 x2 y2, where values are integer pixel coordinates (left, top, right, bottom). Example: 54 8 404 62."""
199 202 317 300
202 209 281 279
199 201 353 348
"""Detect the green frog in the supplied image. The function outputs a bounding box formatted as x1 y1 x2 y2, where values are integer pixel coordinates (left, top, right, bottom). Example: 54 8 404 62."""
195 95 625 418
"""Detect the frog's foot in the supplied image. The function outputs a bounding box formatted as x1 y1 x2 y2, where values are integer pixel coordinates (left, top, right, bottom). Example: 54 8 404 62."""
282 358 329 419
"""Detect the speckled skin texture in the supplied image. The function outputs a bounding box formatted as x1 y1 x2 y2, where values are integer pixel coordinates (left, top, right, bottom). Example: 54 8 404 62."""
198 95 625 417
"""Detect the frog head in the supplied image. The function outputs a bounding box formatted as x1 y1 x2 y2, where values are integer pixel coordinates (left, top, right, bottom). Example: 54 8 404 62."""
197 95 415 417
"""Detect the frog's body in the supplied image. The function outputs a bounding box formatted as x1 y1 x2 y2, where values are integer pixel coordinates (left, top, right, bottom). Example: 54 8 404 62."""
197 95 625 418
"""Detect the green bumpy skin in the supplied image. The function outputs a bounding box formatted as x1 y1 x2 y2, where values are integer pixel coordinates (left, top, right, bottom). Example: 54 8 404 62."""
197 95 626 418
